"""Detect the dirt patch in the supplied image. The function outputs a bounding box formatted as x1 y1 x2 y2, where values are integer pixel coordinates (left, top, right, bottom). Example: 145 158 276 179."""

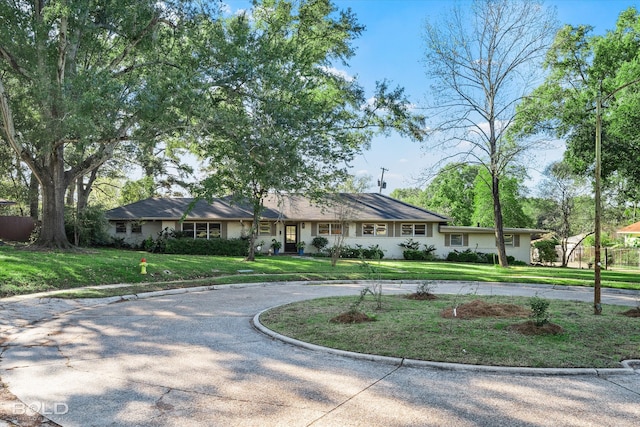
405 292 438 300
330 311 375 324
621 308 640 318
508 320 564 336
441 299 530 319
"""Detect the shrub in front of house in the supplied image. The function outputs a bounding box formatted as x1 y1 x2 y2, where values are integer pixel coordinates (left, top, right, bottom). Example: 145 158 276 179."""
338 244 384 260
401 242 437 261
446 249 515 264
164 237 249 256
311 236 329 251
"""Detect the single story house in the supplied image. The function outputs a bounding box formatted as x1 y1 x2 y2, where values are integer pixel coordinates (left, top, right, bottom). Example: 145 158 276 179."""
105 193 545 262
617 221 640 246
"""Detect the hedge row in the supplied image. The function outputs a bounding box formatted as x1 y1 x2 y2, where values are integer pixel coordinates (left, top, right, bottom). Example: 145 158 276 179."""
446 249 515 264
164 238 249 256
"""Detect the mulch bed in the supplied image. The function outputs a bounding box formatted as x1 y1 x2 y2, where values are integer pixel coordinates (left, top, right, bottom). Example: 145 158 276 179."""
330 311 375 324
621 308 640 318
441 299 530 319
440 299 564 335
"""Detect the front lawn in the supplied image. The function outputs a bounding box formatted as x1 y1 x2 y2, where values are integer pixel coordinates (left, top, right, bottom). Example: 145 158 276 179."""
1 246 639 297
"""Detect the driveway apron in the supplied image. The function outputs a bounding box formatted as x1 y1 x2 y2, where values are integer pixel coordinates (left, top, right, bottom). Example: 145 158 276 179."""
1 281 639 426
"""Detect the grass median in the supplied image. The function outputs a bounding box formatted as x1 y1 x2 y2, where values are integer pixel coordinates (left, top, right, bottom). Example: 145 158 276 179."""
259 293 640 368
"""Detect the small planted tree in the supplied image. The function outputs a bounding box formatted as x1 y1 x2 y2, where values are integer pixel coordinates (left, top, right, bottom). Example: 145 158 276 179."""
529 296 551 326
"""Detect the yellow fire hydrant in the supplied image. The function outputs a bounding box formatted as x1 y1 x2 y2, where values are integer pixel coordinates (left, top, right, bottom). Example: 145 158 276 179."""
139 258 148 275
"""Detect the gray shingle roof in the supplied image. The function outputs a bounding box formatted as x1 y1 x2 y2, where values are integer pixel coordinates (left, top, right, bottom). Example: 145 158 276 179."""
105 193 451 222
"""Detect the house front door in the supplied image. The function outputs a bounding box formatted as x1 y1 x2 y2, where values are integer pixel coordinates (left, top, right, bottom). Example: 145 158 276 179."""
284 224 297 253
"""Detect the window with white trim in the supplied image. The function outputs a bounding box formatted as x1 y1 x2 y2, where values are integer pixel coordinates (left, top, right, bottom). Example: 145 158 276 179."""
318 223 342 235
115 222 126 233
402 223 426 236
450 233 464 246
131 223 142 234
363 223 387 236
504 234 514 246
182 222 222 239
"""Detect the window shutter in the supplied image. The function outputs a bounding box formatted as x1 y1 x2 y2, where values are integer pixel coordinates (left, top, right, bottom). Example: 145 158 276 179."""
395 222 401 237
271 222 276 235
463 233 469 246
515 235 520 247
444 234 450 247
356 223 362 237
343 223 349 237
427 223 433 237
311 223 317 236
222 222 228 239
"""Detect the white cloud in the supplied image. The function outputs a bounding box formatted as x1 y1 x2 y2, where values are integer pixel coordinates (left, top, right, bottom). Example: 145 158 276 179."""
320 66 355 82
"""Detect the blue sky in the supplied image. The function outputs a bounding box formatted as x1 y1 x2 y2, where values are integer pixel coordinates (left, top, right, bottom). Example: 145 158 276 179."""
222 0 639 194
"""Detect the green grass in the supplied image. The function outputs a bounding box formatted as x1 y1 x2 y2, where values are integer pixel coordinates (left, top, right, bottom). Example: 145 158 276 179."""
2 246 639 368
1 246 639 297
259 294 640 368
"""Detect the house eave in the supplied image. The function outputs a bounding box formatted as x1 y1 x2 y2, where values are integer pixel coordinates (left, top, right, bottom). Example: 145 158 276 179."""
439 225 548 234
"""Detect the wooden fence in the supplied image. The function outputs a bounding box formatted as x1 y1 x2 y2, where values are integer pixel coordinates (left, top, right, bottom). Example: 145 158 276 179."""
0 216 36 242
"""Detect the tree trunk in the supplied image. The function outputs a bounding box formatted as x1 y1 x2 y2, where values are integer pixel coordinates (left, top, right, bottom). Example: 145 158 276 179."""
33 145 72 249
76 170 98 213
28 173 39 220
492 174 509 267
246 209 260 262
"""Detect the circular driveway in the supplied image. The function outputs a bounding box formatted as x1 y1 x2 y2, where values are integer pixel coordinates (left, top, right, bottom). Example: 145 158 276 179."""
1 281 640 426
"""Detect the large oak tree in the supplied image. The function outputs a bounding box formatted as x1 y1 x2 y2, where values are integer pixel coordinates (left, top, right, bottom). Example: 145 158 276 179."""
0 0 201 248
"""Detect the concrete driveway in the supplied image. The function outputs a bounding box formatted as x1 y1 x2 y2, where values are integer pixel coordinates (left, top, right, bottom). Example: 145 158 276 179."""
1 281 639 426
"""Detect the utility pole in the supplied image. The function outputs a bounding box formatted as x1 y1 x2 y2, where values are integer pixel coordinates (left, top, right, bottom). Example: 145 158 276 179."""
378 167 388 193
594 91 602 315
592 77 640 314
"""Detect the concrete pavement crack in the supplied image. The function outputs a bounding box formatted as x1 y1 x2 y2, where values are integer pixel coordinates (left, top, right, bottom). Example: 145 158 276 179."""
306 361 405 426
605 374 640 397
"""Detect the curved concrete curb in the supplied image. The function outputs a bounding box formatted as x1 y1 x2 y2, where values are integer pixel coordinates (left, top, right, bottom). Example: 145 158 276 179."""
252 305 637 377
4 279 639 376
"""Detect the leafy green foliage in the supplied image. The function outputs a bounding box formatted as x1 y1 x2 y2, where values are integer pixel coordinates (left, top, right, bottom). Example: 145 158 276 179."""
64 205 111 247
533 240 558 264
513 7 640 191
399 238 421 250
472 168 532 228
529 296 551 326
402 244 437 261
164 238 249 257
311 236 329 251
191 0 424 260
423 164 479 226
338 244 384 260
446 249 516 265
0 0 204 247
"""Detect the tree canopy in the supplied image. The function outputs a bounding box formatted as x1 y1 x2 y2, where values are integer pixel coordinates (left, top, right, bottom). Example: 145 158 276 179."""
0 0 205 248
513 7 640 191
190 0 425 260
